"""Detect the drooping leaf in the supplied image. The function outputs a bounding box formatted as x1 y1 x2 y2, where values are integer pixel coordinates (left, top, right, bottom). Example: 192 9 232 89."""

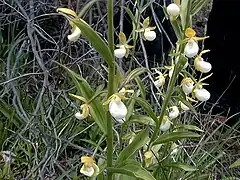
153 131 201 145
121 67 149 87
166 163 198 171
71 18 114 66
174 124 204 132
55 62 107 134
128 115 155 126
116 128 149 165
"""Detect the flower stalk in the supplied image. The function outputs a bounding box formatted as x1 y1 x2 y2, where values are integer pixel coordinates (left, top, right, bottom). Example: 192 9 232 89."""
107 0 115 179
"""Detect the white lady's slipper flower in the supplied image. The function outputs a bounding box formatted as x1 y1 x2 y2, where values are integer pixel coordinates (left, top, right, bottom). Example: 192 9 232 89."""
144 28 156 41
74 104 89 120
194 57 212 73
167 3 180 17
160 116 171 132
1 151 15 164
109 97 127 123
180 101 189 111
183 28 209 58
184 39 199 58
80 156 99 177
114 45 126 58
154 71 165 88
144 151 153 168
169 106 179 119
194 88 211 101
175 56 188 69
181 78 194 95
170 143 179 155
68 26 81 42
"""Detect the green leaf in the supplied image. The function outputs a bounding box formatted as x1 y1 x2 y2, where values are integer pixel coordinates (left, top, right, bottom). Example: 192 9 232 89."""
140 0 155 14
174 124 204 132
230 159 240 168
125 96 136 122
121 6 137 27
55 62 107 134
153 131 201 145
166 163 198 171
122 67 149 87
135 76 146 99
133 97 158 123
128 115 155 126
191 0 208 16
117 174 137 180
116 128 149 165
0 99 21 127
180 0 192 30
170 18 184 40
71 18 113 66
109 159 156 180
78 0 98 17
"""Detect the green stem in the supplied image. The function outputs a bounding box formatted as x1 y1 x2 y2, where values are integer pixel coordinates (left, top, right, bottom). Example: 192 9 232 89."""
148 62 180 149
107 0 115 179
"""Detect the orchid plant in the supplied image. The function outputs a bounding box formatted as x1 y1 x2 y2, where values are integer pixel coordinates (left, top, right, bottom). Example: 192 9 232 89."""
55 0 213 179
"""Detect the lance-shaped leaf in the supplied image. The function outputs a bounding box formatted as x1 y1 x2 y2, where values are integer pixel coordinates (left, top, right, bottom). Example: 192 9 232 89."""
153 131 201 145
55 61 107 134
116 128 149 165
109 159 156 180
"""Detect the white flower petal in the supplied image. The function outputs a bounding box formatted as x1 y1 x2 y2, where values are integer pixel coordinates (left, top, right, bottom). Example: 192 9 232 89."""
80 165 95 177
196 60 212 73
154 76 165 88
184 40 199 58
180 101 189 111
160 117 171 132
182 83 194 94
144 29 156 41
114 46 126 58
169 106 179 119
194 88 210 101
67 27 81 42
109 100 127 122
167 3 180 17
75 112 85 120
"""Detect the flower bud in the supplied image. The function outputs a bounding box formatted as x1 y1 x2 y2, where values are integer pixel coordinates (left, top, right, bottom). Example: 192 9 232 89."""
109 99 127 123
181 78 194 95
194 88 210 101
68 26 81 42
144 28 156 41
194 57 212 73
114 45 126 58
167 3 180 17
184 39 199 58
180 101 189 111
169 106 179 119
160 116 171 132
